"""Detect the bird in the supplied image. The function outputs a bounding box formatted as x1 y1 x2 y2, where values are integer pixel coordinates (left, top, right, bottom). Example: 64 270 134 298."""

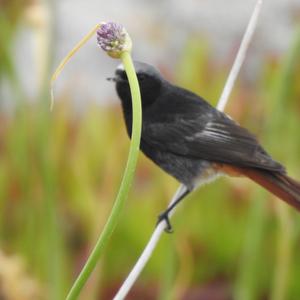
110 61 300 232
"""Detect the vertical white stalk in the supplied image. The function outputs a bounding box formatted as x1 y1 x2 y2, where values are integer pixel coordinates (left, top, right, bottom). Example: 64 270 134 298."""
217 0 262 111
113 186 186 300
113 1 263 299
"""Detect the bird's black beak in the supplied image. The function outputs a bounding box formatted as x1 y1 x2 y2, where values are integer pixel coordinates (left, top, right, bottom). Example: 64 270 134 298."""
106 69 128 83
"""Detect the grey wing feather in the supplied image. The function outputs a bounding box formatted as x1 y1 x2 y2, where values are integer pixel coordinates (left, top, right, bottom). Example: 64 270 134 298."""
142 111 285 172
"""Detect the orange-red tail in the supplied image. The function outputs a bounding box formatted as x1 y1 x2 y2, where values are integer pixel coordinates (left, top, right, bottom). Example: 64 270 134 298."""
240 168 300 211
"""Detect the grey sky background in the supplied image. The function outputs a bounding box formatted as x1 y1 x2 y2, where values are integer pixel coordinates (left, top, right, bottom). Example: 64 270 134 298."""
11 0 300 108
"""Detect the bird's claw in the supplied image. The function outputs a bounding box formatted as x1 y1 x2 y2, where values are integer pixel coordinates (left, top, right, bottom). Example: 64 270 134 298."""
157 211 173 233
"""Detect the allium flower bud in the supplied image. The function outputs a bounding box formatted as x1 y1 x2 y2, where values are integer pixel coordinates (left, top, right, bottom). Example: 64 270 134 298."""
97 22 132 58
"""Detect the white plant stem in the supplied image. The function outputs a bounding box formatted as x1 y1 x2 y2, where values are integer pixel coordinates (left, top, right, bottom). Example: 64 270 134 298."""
113 185 186 300
217 0 262 111
113 1 263 299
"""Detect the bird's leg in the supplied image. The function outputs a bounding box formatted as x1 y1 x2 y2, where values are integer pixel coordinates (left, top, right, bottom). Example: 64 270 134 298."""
157 186 191 233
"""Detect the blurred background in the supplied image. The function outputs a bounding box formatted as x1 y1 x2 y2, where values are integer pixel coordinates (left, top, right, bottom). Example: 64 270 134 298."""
0 0 300 299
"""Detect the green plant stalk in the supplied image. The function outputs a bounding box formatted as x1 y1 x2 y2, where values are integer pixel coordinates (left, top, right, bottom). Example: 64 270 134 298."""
66 50 142 300
233 190 267 300
271 202 293 300
270 26 300 300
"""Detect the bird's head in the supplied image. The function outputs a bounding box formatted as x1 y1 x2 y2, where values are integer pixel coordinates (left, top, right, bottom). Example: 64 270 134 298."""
110 61 164 109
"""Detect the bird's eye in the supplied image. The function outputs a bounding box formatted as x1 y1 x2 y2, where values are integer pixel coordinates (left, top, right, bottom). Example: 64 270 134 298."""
120 71 127 80
115 69 128 81
138 74 146 81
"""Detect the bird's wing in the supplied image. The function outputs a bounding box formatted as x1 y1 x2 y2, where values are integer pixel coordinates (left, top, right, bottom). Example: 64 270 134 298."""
142 109 284 172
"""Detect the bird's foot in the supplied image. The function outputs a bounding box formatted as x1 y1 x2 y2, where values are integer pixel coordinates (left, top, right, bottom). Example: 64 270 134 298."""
157 210 173 233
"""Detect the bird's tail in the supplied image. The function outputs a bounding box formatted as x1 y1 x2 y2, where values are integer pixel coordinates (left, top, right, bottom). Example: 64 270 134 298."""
241 168 300 211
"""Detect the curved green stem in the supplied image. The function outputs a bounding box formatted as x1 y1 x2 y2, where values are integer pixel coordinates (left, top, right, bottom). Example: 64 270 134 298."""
66 51 142 300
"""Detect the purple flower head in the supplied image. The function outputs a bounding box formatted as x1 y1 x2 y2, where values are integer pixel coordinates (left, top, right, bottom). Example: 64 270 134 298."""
97 22 132 58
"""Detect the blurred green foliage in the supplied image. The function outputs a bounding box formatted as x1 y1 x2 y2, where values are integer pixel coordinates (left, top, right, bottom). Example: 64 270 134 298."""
0 3 300 300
